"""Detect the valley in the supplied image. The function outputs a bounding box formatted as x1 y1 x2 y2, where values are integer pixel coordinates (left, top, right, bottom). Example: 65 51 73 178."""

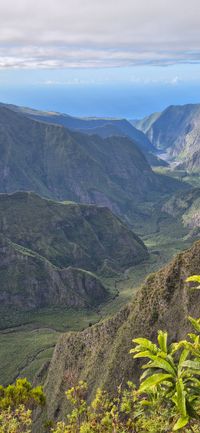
2 3 200 432
0 183 195 386
1 101 200 429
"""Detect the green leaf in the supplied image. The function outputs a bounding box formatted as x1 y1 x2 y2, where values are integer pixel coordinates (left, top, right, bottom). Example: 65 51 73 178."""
157 330 168 353
188 316 200 333
143 356 176 375
178 349 189 374
140 369 154 381
186 275 200 283
139 373 172 391
182 360 200 372
176 379 187 417
132 351 153 359
173 416 189 431
131 338 158 352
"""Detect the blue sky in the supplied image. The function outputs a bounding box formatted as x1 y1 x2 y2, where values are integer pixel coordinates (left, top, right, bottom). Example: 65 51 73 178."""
1 0 200 118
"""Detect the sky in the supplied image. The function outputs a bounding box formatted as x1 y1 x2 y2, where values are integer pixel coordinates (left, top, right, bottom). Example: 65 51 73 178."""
1 0 200 118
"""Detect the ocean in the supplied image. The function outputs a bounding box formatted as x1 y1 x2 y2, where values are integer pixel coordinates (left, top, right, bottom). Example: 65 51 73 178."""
0 82 200 119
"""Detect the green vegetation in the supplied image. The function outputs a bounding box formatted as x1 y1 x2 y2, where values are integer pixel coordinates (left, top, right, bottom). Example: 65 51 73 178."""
0 378 45 433
1 315 200 432
0 104 200 396
0 307 101 385
153 167 200 189
0 192 147 273
0 191 149 312
42 239 200 425
0 236 192 388
0 182 198 387
50 314 200 433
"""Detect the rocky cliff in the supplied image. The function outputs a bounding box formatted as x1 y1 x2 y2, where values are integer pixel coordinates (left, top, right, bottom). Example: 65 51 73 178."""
40 240 200 425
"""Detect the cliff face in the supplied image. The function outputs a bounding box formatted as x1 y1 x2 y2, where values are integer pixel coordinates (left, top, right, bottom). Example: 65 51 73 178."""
41 240 200 424
136 103 200 171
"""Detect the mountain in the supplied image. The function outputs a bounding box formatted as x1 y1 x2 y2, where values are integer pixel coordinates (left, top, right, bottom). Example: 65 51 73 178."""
0 104 181 222
0 235 108 309
131 112 161 134
1 102 169 168
162 187 200 235
135 104 200 171
4 103 155 154
0 191 148 309
39 239 200 426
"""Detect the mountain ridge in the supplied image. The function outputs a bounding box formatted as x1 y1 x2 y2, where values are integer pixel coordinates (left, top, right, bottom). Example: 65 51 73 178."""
134 103 200 171
0 191 148 309
38 239 200 427
0 104 183 223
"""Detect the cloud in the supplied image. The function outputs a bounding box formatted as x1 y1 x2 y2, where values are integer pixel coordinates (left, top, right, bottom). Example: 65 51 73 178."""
0 0 200 68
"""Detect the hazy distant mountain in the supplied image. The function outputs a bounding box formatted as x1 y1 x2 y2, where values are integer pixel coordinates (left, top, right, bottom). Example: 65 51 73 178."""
162 188 200 235
1 102 165 167
0 191 148 309
6 103 155 152
0 104 179 221
135 104 200 171
131 112 161 134
76 122 168 167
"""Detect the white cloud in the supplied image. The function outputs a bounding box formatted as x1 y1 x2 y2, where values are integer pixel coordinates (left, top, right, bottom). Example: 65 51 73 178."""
0 0 200 68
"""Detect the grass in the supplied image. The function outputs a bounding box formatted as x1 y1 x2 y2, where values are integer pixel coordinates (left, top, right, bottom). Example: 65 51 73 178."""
0 308 100 385
0 329 57 385
0 307 100 332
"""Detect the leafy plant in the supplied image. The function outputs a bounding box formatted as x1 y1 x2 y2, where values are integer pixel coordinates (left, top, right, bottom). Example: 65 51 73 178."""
0 379 45 433
130 316 200 431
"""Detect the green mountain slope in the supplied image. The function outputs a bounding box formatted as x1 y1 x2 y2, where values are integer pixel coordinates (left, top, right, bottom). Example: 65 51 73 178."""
40 240 200 425
9 103 168 168
0 191 148 309
0 191 147 270
0 105 182 222
0 235 108 309
162 187 200 234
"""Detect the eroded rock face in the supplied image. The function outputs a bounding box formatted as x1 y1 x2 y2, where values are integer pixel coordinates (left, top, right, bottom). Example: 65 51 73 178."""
40 240 200 425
